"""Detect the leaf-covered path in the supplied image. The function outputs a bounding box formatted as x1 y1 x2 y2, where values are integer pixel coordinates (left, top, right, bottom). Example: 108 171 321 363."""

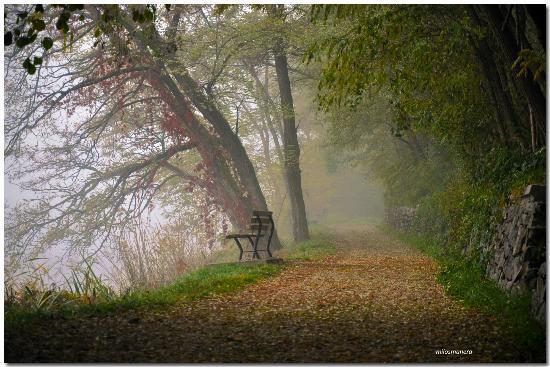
6 225 520 362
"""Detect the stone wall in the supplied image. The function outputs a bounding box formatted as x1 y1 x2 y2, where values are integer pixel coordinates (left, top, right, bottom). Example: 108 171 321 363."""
485 184 546 323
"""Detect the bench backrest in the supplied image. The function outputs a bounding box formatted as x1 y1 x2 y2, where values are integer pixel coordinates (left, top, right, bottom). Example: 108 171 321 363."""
250 210 275 244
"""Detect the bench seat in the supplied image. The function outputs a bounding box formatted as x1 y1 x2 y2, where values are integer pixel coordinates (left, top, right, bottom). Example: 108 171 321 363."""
226 233 265 239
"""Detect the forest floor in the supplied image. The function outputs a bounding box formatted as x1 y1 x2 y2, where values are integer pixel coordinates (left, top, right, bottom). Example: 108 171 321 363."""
6 224 526 362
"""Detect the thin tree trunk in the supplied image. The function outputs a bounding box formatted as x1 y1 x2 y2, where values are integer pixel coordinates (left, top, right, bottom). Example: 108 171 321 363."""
245 64 288 240
247 64 284 163
272 23 310 242
242 103 272 167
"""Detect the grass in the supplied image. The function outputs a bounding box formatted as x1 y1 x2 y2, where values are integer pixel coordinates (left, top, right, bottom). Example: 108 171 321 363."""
206 242 241 264
5 232 337 330
381 225 545 361
277 231 337 260
114 263 282 306
5 263 282 330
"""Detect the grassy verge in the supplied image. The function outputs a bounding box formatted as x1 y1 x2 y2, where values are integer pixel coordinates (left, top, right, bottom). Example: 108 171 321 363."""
5 263 281 330
6 232 336 330
277 230 337 260
381 225 545 361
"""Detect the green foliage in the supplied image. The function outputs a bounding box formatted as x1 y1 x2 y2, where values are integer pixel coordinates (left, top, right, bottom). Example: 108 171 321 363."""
22 57 36 75
308 5 489 138
5 4 158 74
410 193 449 242
63 259 117 304
323 96 455 210
318 3 548 343
5 259 117 324
310 4 499 219
131 5 156 24
5 5 84 73
41 36 53 50
311 4 545 268
436 147 545 258
513 49 545 82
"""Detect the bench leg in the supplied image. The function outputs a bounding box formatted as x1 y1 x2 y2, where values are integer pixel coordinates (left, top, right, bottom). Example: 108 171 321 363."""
266 237 273 258
248 237 260 259
266 219 275 258
234 238 244 261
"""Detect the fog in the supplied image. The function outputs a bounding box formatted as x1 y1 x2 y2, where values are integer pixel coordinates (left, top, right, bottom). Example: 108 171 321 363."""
4 97 387 288
5 4 546 363
3 4 390 292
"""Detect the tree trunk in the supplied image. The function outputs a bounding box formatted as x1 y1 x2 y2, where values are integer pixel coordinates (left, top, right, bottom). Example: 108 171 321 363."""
122 18 282 251
466 9 523 148
148 71 251 228
273 38 310 242
244 65 288 235
475 5 546 149
247 64 284 163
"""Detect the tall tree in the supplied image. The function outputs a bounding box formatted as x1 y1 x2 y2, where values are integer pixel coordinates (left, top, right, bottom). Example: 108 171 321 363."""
268 4 309 241
4 4 283 261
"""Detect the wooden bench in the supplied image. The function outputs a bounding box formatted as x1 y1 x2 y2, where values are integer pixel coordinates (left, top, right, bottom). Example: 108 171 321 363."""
226 210 275 260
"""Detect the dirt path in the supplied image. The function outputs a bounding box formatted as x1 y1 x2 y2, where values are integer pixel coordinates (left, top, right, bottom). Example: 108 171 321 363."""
6 225 520 362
